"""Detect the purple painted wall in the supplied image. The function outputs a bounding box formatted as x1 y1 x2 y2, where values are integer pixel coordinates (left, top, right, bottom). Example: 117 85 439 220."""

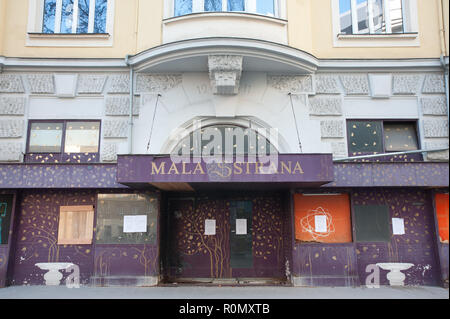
291 189 441 287
353 189 441 286
0 246 8 287
10 190 160 287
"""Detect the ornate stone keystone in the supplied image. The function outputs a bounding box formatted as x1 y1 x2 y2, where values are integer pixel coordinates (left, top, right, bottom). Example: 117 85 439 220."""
208 55 243 95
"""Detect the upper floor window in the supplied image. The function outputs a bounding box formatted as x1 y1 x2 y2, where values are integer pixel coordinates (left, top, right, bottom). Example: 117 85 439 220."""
42 0 108 34
173 0 278 18
26 120 101 163
339 0 405 34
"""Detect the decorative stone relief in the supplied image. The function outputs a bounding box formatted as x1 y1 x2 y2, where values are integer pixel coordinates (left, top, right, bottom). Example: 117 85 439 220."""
26 74 55 94
339 74 369 95
105 95 140 116
136 74 182 94
0 74 25 93
320 120 344 138
101 143 118 162
392 74 422 95
425 141 449 161
423 118 449 138
0 142 22 161
0 95 26 115
108 74 130 94
208 55 243 95
421 96 447 115
315 74 341 94
267 75 314 94
308 96 342 115
103 119 128 138
422 74 445 94
77 74 108 94
330 142 348 158
0 119 24 137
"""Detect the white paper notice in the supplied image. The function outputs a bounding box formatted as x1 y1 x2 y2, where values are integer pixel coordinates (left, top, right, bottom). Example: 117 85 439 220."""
236 219 247 235
314 215 327 233
392 218 405 235
205 219 216 235
123 215 147 233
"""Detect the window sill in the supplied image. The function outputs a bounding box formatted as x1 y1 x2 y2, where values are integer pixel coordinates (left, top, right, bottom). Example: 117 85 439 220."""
26 32 113 47
334 32 420 48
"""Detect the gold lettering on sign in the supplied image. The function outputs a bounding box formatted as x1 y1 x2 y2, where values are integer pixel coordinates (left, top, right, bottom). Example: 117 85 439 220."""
152 162 166 175
281 161 291 174
293 161 304 174
168 162 180 175
193 162 205 175
182 162 192 175
234 162 243 175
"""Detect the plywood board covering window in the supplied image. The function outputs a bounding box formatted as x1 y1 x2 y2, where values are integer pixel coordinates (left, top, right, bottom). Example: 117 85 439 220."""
58 205 94 245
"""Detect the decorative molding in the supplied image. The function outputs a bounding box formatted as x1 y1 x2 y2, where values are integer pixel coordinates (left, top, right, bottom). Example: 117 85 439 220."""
0 119 24 138
330 141 347 158
421 96 447 115
26 74 55 94
0 74 25 93
339 74 369 95
54 74 78 97
108 74 130 94
0 142 22 161
0 95 26 115
425 141 449 161
423 118 449 138
368 73 391 98
103 119 128 138
105 95 140 116
208 55 243 95
308 96 342 116
101 143 118 162
135 74 182 93
315 74 341 94
422 74 446 94
268 75 314 94
77 74 108 94
392 74 422 95
320 120 344 138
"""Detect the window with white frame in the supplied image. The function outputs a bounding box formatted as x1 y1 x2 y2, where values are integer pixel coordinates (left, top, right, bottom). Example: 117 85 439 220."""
173 0 279 18
339 0 407 34
42 0 108 34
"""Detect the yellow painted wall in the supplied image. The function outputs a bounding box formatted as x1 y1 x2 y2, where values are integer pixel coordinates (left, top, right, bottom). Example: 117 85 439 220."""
0 0 162 58
0 0 6 55
0 0 446 60
443 0 449 56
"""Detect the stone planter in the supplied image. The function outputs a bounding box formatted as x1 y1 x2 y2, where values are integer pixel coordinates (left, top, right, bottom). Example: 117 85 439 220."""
35 263 74 286
376 263 414 286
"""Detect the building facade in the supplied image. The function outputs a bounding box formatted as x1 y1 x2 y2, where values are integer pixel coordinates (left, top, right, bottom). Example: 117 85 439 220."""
0 0 449 288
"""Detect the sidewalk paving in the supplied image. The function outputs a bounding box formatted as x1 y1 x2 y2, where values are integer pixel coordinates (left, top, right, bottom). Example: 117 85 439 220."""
0 285 448 299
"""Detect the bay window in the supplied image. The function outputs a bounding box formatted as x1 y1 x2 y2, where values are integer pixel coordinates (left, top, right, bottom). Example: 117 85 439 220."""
172 0 278 18
339 0 406 34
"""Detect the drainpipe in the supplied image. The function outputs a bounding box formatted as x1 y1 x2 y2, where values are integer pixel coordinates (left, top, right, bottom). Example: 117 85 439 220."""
125 55 134 154
437 0 449 133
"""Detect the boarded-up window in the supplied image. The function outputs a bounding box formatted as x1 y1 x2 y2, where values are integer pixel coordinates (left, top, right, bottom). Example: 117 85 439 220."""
347 120 383 156
354 205 391 242
58 205 94 245
383 122 419 152
294 194 352 243
435 193 449 243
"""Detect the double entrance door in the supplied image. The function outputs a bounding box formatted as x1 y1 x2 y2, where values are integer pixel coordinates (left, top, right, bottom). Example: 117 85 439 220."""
163 193 287 283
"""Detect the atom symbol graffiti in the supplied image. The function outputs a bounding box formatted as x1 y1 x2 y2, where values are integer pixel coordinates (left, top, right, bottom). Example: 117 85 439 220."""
300 207 335 240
